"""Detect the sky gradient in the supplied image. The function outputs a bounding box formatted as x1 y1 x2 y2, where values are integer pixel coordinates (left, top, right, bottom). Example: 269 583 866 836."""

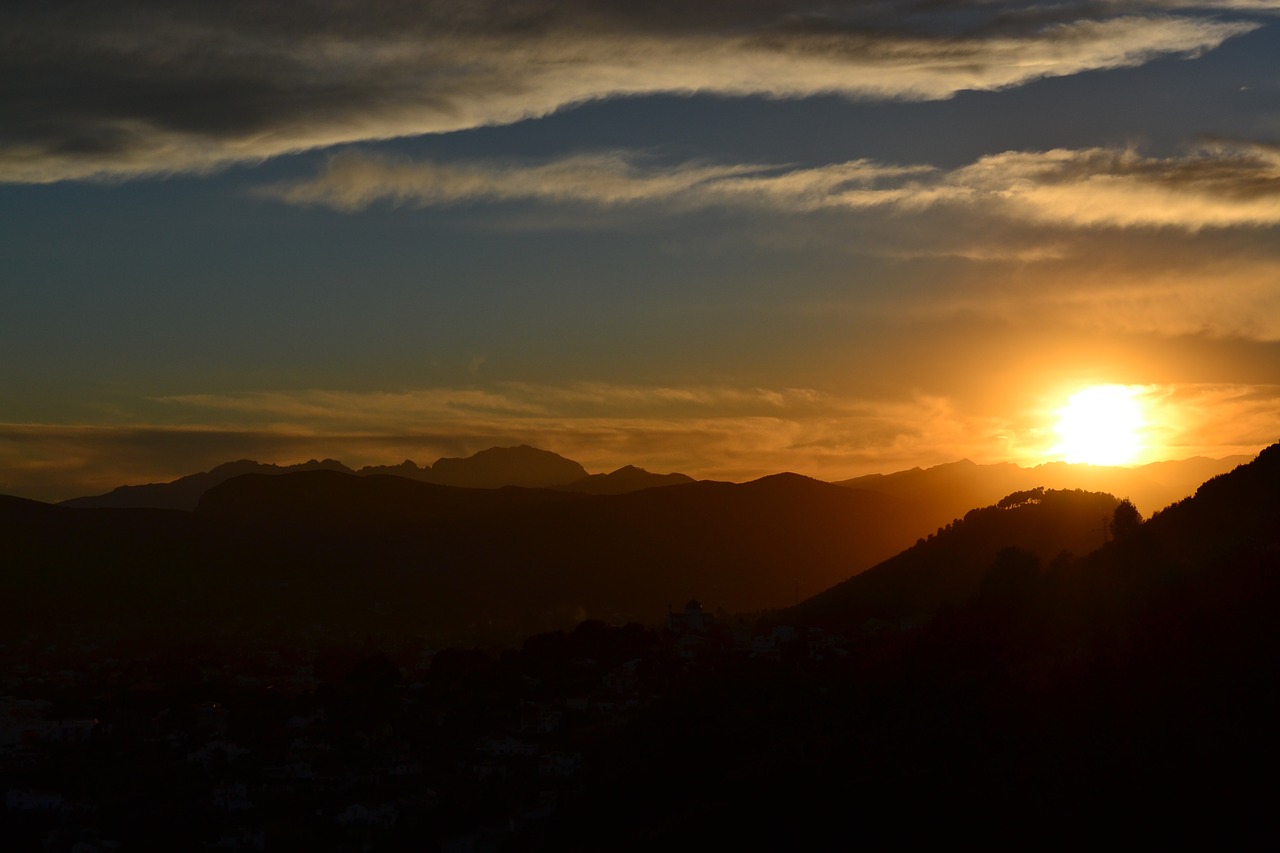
4 0 1280 501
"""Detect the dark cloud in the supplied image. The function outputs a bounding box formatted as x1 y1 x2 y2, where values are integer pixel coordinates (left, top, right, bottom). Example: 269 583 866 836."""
1 0 1260 181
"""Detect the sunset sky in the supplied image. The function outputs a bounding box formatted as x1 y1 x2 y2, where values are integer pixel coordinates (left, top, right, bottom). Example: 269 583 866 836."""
3 0 1280 501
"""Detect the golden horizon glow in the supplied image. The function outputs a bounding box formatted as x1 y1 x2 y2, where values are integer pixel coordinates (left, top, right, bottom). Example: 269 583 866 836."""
1053 384 1146 466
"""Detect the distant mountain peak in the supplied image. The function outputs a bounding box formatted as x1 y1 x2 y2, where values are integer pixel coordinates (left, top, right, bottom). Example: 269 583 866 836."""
358 459 425 476
57 446 589 510
58 458 357 511
559 464 695 495
752 471 824 485
429 445 587 489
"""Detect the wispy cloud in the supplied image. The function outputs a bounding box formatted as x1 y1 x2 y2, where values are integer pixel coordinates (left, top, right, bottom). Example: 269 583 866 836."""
153 383 829 429
259 153 777 212
262 140 1280 235
2 1 1260 182
266 141 1280 232
157 388 554 423
948 142 1280 229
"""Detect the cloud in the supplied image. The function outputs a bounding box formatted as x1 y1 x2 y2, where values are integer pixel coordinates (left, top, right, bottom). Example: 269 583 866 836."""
152 383 829 429
256 141 1280 342
260 152 774 211
2 1 1260 182
266 141 1280 231
948 143 1280 229
1141 383 1280 458
157 388 554 423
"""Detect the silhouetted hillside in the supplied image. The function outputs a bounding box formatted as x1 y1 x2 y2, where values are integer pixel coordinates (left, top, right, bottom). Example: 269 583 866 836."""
193 470 926 636
4 469 926 648
0 493 65 520
792 487 1120 627
196 469 582 527
532 446 1279 848
837 454 1246 527
1130 442 1280 565
0 500 199 635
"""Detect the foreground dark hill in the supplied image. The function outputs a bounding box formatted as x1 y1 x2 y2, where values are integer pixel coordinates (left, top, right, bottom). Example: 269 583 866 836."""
533 446 1280 848
791 487 1120 628
1123 443 1280 569
4 470 925 647
0 498 197 628
194 470 923 635
838 454 1246 529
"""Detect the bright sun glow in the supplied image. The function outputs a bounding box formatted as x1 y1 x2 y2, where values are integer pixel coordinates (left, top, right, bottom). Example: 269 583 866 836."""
1053 385 1146 465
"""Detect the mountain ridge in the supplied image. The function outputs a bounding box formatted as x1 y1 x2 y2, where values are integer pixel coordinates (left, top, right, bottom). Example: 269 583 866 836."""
54 446 1247 514
836 453 1248 529
57 458 354 511
60 445 599 511
8 467 928 646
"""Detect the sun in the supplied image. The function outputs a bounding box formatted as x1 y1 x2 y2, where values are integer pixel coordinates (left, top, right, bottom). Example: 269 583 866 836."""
1053 385 1145 466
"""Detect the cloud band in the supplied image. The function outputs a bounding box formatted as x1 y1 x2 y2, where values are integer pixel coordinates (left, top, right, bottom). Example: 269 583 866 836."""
1 1 1260 182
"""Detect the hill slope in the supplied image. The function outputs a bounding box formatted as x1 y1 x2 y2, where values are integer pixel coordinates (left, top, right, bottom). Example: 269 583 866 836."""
5 470 927 647
791 487 1120 627
837 454 1246 528
538 445 1280 847
194 470 926 636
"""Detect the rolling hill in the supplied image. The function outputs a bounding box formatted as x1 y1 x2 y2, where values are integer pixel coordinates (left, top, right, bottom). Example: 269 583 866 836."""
791 487 1121 628
5 469 928 648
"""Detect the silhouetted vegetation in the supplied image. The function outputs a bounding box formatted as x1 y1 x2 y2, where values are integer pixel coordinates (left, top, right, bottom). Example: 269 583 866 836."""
1110 496 1142 540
